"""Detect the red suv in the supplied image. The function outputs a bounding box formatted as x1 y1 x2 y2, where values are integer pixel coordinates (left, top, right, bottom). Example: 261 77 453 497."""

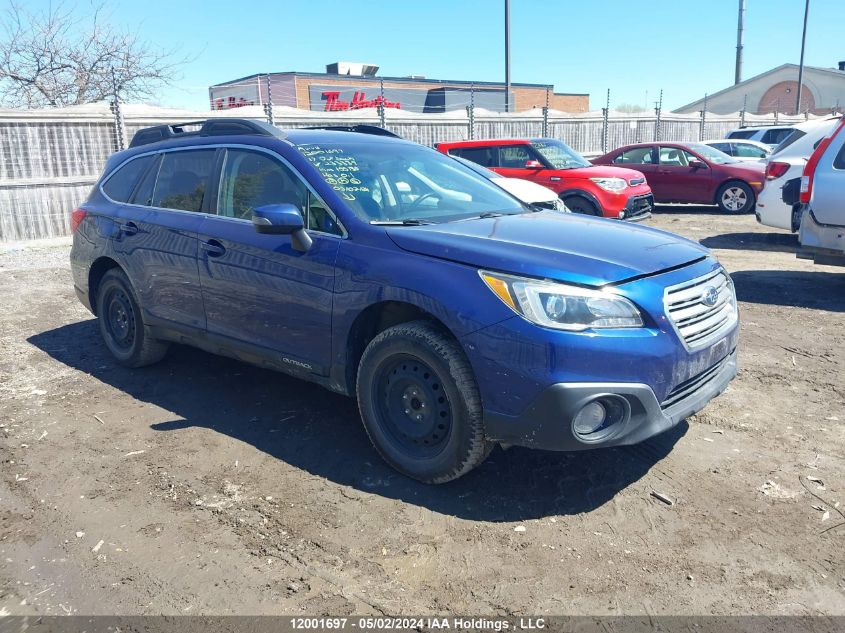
437 138 654 220
593 142 766 214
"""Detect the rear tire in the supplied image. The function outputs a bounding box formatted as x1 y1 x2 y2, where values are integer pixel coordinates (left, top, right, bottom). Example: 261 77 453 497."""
716 181 755 214
96 269 169 368
356 321 492 484
563 196 601 217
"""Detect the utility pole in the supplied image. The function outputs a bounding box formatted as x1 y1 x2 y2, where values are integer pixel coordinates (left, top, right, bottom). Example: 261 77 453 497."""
796 0 810 114
504 0 511 113
735 0 745 84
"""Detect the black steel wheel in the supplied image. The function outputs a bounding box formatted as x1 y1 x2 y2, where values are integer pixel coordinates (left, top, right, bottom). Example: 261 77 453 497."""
356 321 492 483
373 354 452 458
96 268 169 367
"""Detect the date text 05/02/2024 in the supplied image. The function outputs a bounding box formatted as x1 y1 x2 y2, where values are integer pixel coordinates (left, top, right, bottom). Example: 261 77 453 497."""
289 617 547 631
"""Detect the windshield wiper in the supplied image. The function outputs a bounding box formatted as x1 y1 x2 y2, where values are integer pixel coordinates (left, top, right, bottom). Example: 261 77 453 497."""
369 218 434 226
477 211 506 218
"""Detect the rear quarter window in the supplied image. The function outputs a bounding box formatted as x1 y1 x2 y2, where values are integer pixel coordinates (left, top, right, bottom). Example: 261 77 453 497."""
102 155 155 202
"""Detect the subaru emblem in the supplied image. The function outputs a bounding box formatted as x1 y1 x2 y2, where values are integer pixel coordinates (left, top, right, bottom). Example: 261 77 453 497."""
702 286 719 307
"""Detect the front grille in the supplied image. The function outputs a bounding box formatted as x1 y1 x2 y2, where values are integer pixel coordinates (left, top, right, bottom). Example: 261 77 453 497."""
664 268 738 349
661 352 732 409
625 193 653 218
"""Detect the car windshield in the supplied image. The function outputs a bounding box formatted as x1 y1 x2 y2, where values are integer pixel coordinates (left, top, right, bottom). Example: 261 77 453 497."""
295 141 526 224
530 139 591 169
687 143 738 165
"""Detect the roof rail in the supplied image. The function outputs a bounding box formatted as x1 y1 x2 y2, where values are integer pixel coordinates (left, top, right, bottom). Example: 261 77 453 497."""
128 118 283 148
300 125 401 138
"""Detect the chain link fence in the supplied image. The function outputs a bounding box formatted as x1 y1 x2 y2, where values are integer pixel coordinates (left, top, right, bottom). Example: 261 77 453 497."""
0 102 814 242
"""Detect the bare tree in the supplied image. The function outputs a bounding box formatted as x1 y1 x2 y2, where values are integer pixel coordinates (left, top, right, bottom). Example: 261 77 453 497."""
0 2 185 108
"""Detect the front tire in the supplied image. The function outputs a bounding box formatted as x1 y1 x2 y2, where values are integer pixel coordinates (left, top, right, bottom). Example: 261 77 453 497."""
356 321 492 484
563 196 601 217
96 268 169 368
717 181 755 214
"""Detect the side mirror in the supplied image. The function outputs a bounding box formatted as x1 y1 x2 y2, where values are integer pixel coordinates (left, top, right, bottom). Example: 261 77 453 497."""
524 160 544 169
252 203 312 252
689 159 707 170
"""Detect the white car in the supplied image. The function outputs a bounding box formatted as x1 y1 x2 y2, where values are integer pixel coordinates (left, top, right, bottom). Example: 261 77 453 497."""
756 117 841 232
701 139 771 162
726 125 799 150
798 117 845 266
452 156 569 211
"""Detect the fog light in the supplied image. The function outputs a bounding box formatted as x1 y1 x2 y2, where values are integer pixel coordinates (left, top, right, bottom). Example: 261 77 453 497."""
573 401 607 435
572 396 628 441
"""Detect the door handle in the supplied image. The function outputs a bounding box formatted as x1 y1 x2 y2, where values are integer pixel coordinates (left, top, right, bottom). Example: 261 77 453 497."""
200 239 226 257
550 176 561 182
118 222 138 236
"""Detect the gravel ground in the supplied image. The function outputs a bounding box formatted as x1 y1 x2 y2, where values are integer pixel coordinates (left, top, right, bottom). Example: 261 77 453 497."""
0 208 843 617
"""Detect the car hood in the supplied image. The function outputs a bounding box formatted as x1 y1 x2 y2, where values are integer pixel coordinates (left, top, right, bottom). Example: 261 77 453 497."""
494 177 557 203
552 165 646 182
385 211 709 286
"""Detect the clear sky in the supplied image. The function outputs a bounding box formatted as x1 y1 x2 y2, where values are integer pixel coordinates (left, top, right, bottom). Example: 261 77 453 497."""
18 0 844 111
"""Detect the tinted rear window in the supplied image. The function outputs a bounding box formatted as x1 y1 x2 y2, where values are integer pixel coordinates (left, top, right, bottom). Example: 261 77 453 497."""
834 142 845 169
771 130 806 154
448 147 497 167
152 150 217 212
102 155 155 202
761 128 795 145
727 130 757 140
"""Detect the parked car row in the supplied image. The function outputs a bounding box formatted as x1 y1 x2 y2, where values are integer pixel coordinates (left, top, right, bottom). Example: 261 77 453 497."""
70 119 739 483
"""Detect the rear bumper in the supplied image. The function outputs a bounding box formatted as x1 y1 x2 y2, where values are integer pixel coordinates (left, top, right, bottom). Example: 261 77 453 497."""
484 348 737 451
798 209 845 266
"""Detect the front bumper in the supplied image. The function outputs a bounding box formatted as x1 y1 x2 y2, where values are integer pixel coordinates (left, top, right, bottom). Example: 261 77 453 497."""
621 193 653 222
484 348 737 451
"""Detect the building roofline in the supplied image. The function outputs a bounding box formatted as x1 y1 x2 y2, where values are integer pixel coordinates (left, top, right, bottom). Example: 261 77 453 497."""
211 71 588 95
674 63 845 112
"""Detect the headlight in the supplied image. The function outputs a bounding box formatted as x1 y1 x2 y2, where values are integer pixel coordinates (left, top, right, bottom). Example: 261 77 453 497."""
589 177 627 193
479 271 643 331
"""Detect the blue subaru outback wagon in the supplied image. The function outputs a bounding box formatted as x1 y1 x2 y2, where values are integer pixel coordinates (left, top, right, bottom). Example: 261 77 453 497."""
70 119 739 483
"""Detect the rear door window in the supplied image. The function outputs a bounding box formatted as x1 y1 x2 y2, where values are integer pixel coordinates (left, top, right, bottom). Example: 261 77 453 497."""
449 147 498 167
102 155 155 203
613 147 655 164
734 143 768 158
152 150 217 212
709 143 732 155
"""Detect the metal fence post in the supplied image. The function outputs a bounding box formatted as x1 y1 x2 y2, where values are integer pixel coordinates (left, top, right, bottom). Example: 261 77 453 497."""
740 94 747 128
468 83 475 139
110 68 126 151
542 86 550 137
654 89 663 142
774 98 779 125
378 78 386 128
264 74 275 127
699 93 708 141
601 89 610 154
